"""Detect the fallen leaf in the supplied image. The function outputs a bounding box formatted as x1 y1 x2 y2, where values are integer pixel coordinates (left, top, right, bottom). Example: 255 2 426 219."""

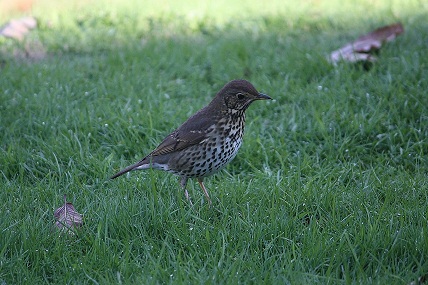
54 195 83 235
328 23 404 65
0 17 37 40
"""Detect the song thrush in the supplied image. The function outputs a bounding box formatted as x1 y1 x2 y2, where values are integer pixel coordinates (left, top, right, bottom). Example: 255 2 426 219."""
111 79 271 205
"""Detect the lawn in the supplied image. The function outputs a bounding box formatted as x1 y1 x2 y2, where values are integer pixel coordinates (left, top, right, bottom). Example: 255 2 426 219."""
1 0 427 284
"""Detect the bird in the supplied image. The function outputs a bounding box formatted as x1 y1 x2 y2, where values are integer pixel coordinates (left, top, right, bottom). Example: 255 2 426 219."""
111 79 271 205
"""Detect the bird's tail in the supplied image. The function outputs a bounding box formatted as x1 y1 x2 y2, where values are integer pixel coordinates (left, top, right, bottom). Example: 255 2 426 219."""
110 158 150 179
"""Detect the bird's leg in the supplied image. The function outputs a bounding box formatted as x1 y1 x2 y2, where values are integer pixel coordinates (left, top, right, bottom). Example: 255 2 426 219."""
197 178 212 206
180 177 193 206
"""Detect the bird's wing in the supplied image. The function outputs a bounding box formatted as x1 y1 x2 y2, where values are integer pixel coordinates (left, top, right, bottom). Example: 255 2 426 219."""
110 113 217 179
148 132 204 156
149 110 218 157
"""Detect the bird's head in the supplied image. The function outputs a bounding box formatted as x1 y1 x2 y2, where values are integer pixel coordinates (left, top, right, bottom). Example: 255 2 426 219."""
218 79 271 111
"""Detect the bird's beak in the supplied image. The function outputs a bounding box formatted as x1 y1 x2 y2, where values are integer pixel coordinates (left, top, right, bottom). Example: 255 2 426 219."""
256 93 272 100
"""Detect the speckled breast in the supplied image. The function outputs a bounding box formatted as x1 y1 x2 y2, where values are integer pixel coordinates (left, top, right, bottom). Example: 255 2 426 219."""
169 114 245 178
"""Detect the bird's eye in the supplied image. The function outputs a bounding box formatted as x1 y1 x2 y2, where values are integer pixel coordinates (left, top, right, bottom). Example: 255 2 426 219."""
236 93 245 100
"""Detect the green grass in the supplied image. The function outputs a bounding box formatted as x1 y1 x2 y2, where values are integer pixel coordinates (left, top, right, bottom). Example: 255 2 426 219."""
1 0 428 284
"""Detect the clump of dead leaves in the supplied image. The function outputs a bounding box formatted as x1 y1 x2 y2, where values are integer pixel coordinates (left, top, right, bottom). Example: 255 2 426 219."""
328 22 404 65
0 16 46 61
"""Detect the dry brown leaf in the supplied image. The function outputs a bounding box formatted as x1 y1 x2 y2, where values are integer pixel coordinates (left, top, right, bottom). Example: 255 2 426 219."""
54 195 83 235
0 17 37 40
328 23 404 65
